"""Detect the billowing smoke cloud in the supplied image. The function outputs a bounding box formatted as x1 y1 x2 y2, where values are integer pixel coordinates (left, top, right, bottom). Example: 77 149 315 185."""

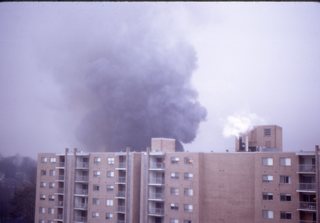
32 4 207 152
223 112 265 138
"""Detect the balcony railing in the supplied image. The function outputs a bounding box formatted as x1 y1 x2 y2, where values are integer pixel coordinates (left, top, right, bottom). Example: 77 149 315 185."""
117 205 126 212
74 216 87 222
148 207 164 215
149 177 164 185
298 183 316 191
118 162 126 168
74 203 88 209
149 192 164 200
76 162 89 169
74 189 88 195
57 162 65 168
149 162 165 169
117 176 126 183
75 175 89 182
56 213 63 220
116 191 126 197
56 200 63 207
299 202 317 211
117 221 125 223
299 164 316 173
56 188 64 194
299 221 316 223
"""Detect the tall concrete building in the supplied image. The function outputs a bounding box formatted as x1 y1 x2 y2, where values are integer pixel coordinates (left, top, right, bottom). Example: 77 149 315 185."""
35 137 320 223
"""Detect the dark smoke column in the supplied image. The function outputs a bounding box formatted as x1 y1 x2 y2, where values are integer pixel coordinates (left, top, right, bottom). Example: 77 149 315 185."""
75 41 207 152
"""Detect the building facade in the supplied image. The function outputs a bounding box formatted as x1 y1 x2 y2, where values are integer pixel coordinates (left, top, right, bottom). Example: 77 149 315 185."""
35 138 320 223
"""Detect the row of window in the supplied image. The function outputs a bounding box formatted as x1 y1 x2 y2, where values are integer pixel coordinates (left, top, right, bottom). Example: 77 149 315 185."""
170 187 194 196
262 175 292 184
40 157 57 163
94 157 116 164
170 157 193 164
93 170 116 177
170 172 194 180
262 193 292 201
262 157 291 166
40 169 56 176
170 220 192 223
262 210 292 220
40 194 55 201
39 207 55 214
40 182 55 188
170 203 193 212
39 220 54 223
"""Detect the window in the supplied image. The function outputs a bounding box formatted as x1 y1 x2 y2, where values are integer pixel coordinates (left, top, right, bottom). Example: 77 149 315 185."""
280 175 291 184
93 171 101 177
41 170 46 176
48 195 55 201
39 207 45 214
184 172 193 180
171 157 180 164
106 199 113 206
262 192 273 200
184 204 193 212
50 157 56 163
106 185 114 192
106 213 113 220
184 188 194 196
40 194 46 200
262 210 274 219
47 221 54 223
93 185 100 191
41 157 48 163
94 157 101 163
264 128 271 136
184 221 192 223
280 212 292 220
49 170 55 176
39 220 45 223
171 172 179 179
93 198 100 205
280 158 291 166
49 182 55 188
107 157 114 165
262 175 273 182
170 203 179 210
48 208 54 214
107 171 114 178
170 219 179 223
262 158 273 166
184 157 193 164
92 212 99 218
280 193 292 201
40 182 47 188
170 187 179 196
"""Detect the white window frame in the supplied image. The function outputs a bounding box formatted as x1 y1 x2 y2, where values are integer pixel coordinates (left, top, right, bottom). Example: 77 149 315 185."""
184 172 193 180
280 193 292 201
107 157 115 165
106 199 113 206
184 204 193 212
262 192 273 200
262 210 274 219
93 170 101 177
92 212 100 218
184 188 194 196
170 187 179 196
280 175 291 184
262 175 273 182
94 157 101 163
262 157 273 166
107 171 114 178
280 158 291 166
171 172 179 179
106 212 113 219
170 203 179 210
171 157 180 164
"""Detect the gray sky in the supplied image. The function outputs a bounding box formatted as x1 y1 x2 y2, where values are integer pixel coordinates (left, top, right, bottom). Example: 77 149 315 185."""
1 2 319 158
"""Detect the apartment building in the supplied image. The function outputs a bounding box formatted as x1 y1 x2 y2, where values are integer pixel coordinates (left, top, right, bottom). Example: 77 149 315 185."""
35 137 320 223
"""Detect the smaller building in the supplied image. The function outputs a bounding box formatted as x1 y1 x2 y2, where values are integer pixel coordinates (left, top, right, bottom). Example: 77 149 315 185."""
235 125 282 152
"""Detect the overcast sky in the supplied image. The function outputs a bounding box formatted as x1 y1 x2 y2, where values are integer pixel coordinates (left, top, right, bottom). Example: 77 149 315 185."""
1 2 319 158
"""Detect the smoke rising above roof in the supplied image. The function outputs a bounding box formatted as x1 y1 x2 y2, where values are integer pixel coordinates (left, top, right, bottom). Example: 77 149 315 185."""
33 4 207 152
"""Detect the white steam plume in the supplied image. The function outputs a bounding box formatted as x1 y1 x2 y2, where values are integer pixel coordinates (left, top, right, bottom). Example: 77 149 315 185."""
223 112 265 138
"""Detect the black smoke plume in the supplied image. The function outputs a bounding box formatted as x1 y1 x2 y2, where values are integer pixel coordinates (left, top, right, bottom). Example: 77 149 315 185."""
36 5 207 152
